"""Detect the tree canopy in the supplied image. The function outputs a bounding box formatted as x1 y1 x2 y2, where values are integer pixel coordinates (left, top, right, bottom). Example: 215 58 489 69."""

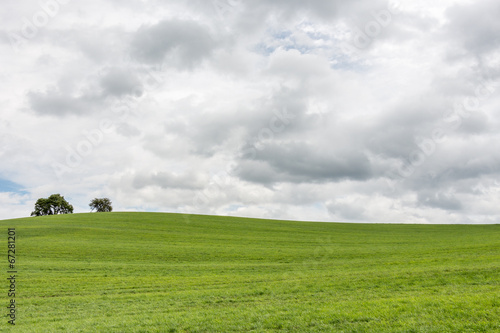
31 194 74 216
89 198 113 212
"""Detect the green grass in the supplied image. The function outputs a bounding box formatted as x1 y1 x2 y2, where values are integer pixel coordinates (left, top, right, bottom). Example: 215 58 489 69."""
1 212 499 332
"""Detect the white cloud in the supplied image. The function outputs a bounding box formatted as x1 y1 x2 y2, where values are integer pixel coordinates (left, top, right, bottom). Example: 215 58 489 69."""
0 0 499 224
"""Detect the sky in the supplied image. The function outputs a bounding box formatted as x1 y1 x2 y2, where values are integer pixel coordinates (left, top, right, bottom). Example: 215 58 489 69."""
1 0 499 223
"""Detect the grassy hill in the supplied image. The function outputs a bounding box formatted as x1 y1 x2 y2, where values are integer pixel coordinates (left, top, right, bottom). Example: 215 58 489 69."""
1 212 499 332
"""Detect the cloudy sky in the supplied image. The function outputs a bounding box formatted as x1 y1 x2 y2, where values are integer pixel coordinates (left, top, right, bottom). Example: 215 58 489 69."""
1 0 499 223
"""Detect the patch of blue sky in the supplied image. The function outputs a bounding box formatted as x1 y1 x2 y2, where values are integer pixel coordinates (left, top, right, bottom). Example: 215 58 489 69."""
253 43 309 56
252 29 295 56
275 30 332 55
283 44 313 54
0 178 28 195
227 204 243 212
305 30 331 41
255 28 363 72
272 30 292 40
329 53 365 72
253 42 277 56
313 202 325 210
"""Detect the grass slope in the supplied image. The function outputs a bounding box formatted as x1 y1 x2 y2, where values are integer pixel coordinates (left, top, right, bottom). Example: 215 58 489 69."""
1 212 499 332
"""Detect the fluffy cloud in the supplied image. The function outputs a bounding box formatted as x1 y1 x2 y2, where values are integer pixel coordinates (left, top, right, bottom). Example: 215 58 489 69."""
130 19 218 67
0 0 499 223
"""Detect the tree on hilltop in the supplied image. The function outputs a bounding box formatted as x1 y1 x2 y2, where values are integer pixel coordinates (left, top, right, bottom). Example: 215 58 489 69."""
31 194 74 216
89 198 113 212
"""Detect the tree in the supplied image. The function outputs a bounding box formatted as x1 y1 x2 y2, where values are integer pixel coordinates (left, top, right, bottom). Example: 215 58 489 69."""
89 198 113 212
31 194 74 216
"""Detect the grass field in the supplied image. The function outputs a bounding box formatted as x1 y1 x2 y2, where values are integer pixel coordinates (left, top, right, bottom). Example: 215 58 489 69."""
1 212 499 332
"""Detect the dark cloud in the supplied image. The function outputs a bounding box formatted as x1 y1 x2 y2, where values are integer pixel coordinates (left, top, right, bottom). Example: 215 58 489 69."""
447 156 500 181
418 191 463 211
446 0 500 56
28 64 148 117
130 19 217 68
236 142 374 185
233 160 278 185
236 0 389 25
115 122 142 138
27 89 101 116
100 67 143 97
367 96 449 158
326 200 367 221
458 111 490 134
